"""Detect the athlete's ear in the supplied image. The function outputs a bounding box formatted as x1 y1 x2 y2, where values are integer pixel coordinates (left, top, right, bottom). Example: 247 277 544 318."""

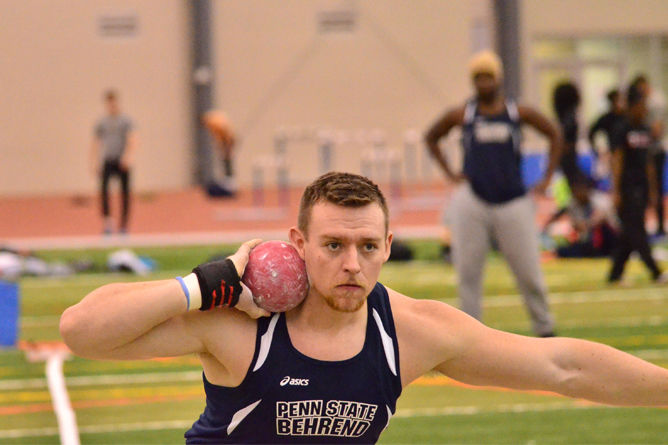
289 226 306 260
383 231 393 263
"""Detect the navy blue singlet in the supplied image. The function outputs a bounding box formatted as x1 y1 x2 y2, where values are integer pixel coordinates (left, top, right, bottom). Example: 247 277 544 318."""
461 99 525 204
185 283 402 444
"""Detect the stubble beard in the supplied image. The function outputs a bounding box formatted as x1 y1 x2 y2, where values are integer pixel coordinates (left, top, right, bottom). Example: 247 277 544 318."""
323 292 366 313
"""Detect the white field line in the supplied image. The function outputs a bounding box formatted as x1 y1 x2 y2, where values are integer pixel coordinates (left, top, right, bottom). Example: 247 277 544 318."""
436 287 668 307
393 401 592 418
0 402 612 439
21 272 179 289
0 420 193 439
0 370 201 391
46 353 80 445
494 315 668 333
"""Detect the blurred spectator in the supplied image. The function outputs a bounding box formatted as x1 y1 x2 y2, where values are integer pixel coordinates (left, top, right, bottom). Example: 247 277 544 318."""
553 81 589 188
424 50 562 337
608 85 666 284
589 88 626 154
0 246 92 279
91 89 138 235
542 181 617 258
588 88 625 183
630 74 666 237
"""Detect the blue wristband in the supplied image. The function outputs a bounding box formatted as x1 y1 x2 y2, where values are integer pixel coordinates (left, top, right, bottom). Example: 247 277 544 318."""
175 276 190 310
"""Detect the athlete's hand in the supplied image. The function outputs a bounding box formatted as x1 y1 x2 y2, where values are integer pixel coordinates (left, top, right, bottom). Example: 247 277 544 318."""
191 239 269 317
228 239 270 319
227 239 261 277
236 282 270 319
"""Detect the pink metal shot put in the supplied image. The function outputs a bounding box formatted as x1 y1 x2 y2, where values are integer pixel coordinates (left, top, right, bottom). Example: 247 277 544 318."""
242 240 309 312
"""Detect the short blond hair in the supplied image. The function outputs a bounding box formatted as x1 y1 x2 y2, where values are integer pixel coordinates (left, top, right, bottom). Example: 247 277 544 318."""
469 50 503 80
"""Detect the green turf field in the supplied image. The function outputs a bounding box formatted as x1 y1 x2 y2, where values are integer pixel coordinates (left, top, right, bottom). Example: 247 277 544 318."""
1 241 666 444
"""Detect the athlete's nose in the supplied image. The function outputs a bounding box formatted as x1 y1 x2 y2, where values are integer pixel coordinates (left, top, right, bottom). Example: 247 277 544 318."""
342 246 361 274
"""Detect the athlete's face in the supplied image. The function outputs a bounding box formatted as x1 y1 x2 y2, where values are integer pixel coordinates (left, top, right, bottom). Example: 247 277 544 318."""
290 202 392 313
473 73 498 103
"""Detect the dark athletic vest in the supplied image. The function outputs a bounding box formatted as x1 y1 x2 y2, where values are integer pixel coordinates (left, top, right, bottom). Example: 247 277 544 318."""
185 283 402 444
462 98 525 203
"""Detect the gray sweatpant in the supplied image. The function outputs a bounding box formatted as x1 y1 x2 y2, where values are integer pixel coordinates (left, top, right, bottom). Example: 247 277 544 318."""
448 183 555 336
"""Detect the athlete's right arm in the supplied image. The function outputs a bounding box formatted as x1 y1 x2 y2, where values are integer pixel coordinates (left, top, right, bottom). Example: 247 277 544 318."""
424 106 466 182
60 239 269 361
60 279 204 360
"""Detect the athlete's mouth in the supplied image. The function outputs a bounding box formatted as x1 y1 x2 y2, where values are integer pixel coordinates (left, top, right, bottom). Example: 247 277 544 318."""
336 282 362 289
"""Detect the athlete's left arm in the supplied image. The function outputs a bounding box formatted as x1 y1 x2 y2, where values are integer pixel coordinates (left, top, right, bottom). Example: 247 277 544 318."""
518 106 564 195
436 314 668 406
393 291 668 406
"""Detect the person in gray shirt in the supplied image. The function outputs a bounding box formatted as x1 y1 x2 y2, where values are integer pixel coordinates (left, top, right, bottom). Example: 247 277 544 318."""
90 90 138 234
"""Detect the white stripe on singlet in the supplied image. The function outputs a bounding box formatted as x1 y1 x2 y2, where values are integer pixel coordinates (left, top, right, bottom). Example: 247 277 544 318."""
463 100 477 125
371 308 397 376
227 399 262 435
253 313 280 372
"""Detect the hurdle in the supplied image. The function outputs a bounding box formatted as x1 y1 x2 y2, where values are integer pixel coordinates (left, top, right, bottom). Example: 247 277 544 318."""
214 129 292 222
214 124 448 223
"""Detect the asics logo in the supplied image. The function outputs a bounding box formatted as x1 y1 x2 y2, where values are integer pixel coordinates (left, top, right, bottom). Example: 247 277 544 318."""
280 376 309 386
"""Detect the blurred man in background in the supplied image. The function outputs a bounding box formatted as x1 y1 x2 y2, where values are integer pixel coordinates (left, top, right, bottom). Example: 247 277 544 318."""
553 81 589 188
588 88 626 186
424 50 563 337
90 89 138 235
542 180 617 258
589 88 625 155
608 84 666 284
630 74 667 238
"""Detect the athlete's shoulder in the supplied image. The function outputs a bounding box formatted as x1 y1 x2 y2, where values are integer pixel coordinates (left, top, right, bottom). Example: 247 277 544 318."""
516 103 551 123
385 287 461 330
426 105 467 138
384 287 481 385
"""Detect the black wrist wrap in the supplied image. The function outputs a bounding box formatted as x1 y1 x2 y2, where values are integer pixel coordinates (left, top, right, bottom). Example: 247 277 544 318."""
192 258 242 310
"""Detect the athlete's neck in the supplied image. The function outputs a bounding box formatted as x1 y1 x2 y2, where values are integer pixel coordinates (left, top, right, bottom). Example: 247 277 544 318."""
287 290 367 333
477 93 505 115
285 291 368 361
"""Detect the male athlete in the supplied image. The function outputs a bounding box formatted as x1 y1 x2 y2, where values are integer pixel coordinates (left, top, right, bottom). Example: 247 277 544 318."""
424 50 563 337
61 172 668 444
